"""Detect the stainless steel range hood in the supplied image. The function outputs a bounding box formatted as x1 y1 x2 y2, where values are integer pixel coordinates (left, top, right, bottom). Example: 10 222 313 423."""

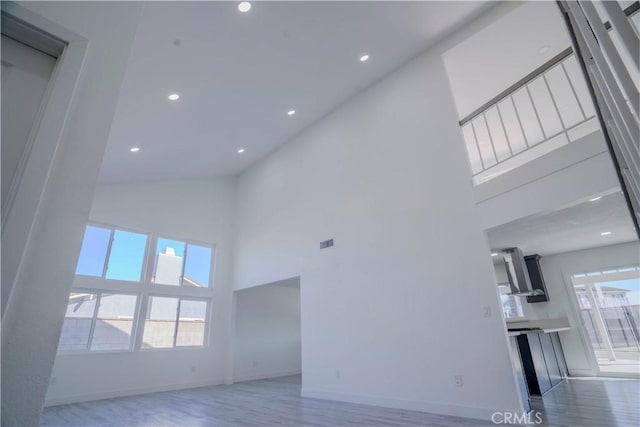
502 248 545 297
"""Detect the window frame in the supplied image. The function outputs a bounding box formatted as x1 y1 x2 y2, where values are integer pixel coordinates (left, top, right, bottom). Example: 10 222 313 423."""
149 233 216 289
62 222 216 355
74 222 151 283
57 288 141 355
140 295 211 351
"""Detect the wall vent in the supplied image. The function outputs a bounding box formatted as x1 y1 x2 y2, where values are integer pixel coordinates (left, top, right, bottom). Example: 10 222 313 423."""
320 239 334 249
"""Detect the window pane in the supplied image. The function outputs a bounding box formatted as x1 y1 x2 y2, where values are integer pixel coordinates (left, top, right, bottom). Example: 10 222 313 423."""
90 294 137 351
184 244 212 287
76 226 111 277
105 230 147 281
58 292 97 352
154 238 186 286
142 297 178 348
176 300 207 347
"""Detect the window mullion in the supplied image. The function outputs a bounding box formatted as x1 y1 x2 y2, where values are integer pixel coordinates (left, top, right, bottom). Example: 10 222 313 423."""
180 245 189 286
86 292 102 350
101 229 115 278
173 298 181 348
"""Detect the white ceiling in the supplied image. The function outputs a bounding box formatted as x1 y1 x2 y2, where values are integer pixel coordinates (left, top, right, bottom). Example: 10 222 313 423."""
442 1 571 121
488 190 638 256
99 1 494 183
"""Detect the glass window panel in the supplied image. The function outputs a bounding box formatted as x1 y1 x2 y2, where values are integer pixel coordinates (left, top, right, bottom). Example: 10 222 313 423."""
75 226 111 277
461 123 482 174
527 77 563 138
512 87 545 145
471 116 497 168
563 56 596 118
183 244 212 288
154 238 186 286
497 99 528 154
90 294 137 351
142 296 178 348
485 106 511 162
546 64 585 128
58 292 97 352
176 300 207 347
105 230 147 282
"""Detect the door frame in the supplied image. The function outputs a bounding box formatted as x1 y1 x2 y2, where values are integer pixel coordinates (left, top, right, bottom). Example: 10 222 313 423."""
1 1 88 316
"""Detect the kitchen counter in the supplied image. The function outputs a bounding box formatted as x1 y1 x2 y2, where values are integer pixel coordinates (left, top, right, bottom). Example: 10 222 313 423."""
507 317 571 334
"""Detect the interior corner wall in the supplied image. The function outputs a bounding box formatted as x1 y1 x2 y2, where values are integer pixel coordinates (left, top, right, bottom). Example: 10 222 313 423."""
0 2 142 426
232 26 523 421
44 177 236 406
233 283 301 382
522 241 640 376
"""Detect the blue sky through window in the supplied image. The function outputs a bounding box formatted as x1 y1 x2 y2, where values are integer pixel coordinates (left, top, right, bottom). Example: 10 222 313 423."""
105 230 147 281
600 277 640 305
184 244 212 286
76 226 111 276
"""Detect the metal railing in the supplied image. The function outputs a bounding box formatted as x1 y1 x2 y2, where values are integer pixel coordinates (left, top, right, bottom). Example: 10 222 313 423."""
459 48 600 185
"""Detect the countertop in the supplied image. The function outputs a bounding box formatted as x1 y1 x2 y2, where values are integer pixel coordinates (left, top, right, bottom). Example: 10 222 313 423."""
506 317 571 336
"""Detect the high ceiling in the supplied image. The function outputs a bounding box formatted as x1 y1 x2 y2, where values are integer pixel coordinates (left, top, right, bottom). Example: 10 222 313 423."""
488 191 638 256
99 1 495 183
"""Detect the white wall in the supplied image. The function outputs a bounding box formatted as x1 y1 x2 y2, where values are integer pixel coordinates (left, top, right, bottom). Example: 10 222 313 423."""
231 7 524 419
45 177 236 406
233 280 301 382
522 242 640 376
476 131 620 230
0 3 142 425
443 1 570 120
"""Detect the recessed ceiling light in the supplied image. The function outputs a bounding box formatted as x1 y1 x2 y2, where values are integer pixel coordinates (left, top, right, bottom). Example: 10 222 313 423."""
130 147 140 153
238 2 251 12
491 253 499 257
360 54 370 62
168 93 180 101
287 110 296 116
589 196 602 202
237 148 245 153
600 231 612 236
538 45 550 55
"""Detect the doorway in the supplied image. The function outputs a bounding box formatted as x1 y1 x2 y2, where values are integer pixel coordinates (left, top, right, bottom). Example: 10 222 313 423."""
570 266 640 376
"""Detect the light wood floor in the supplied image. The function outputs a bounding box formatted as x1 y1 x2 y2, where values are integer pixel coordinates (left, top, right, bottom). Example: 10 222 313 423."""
40 375 640 426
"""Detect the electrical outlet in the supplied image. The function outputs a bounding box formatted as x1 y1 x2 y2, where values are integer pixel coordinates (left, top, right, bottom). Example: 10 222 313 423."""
483 305 492 318
454 375 464 387
335 369 341 380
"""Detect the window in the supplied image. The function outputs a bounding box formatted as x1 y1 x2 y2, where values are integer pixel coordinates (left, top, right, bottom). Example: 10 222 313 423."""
75 225 148 282
58 292 138 352
153 237 213 287
142 297 208 349
66 223 214 354
499 285 524 319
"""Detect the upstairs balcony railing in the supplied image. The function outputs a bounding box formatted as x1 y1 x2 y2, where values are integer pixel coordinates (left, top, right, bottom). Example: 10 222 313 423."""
459 47 601 185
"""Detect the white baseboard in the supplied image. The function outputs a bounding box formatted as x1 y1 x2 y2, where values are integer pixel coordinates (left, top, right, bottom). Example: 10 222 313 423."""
44 378 224 407
233 369 302 383
300 388 518 421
